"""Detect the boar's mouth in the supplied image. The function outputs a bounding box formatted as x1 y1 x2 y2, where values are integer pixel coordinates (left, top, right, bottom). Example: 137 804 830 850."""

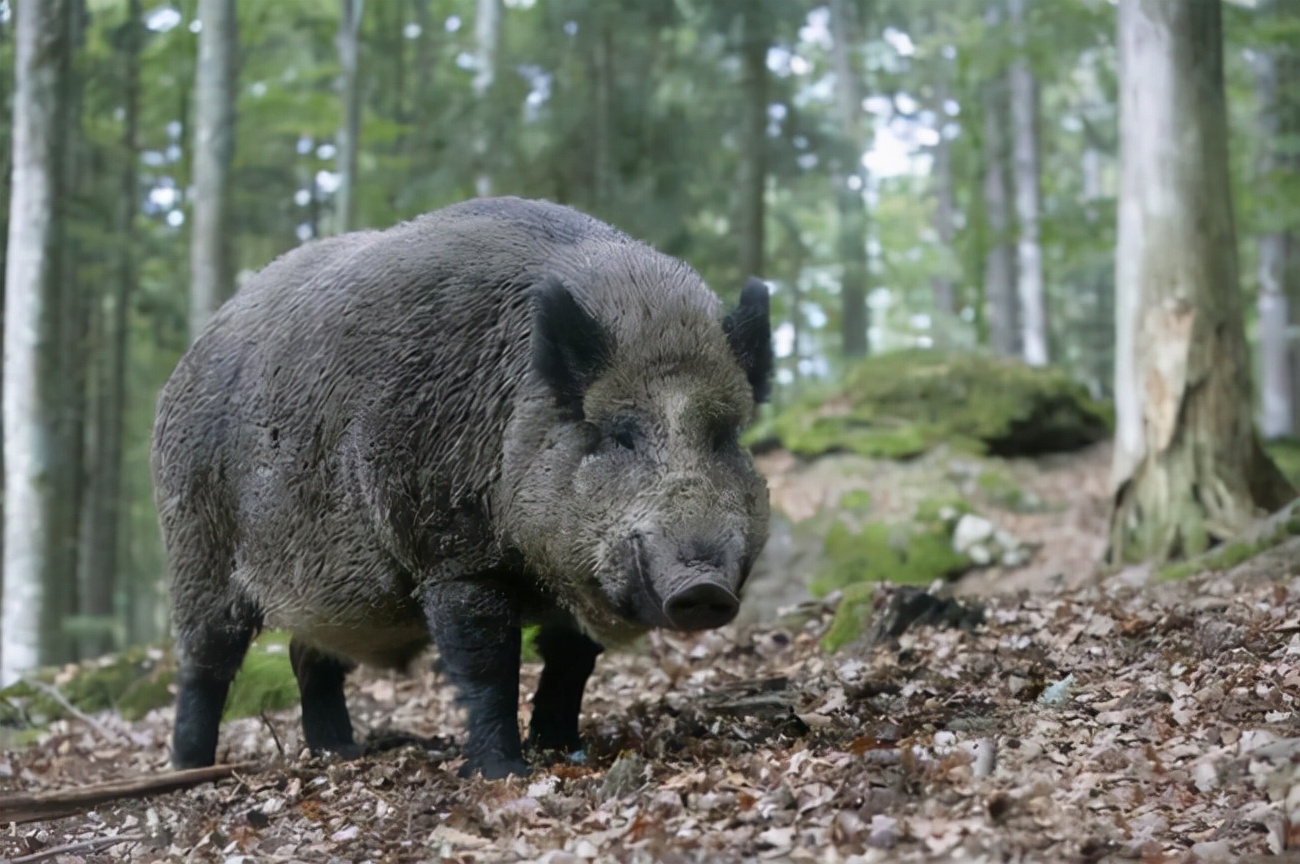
620 533 740 632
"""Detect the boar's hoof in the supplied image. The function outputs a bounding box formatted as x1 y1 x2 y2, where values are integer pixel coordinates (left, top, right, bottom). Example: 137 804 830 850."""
663 582 740 631
459 756 532 780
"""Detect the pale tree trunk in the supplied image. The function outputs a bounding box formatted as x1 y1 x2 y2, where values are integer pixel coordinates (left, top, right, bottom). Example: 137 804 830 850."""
3 0 78 682
78 0 143 657
829 0 870 358
737 8 770 282
589 15 613 208
473 0 500 198
189 0 237 341
930 70 957 345
1109 0 1295 565
334 0 363 234
1007 0 1047 366
981 3 1018 357
1254 2 1298 439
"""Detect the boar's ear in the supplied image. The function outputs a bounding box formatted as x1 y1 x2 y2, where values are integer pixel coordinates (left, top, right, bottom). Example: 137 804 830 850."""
532 277 613 417
722 277 773 404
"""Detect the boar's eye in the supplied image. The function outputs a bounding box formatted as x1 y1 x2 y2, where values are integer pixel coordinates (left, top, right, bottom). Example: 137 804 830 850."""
711 424 742 453
599 415 643 455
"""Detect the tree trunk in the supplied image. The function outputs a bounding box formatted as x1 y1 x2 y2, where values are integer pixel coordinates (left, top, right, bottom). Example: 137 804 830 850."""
334 0 363 234
1008 0 1047 366
1108 0 1295 565
3 0 78 681
981 3 1018 358
829 0 870 358
473 0 501 198
1254 4 1298 439
189 0 237 341
78 0 143 658
737 8 769 282
930 71 957 345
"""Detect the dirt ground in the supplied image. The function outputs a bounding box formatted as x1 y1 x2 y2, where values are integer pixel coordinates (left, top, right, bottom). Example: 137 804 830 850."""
1 447 1298 863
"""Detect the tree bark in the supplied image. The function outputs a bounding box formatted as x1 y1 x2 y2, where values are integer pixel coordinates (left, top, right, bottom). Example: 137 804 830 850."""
473 0 501 198
1108 0 1295 565
829 0 870 358
334 0 363 233
981 3 1018 358
737 8 770 283
1008 0 1047 366
189 0 237 341
3 0 78 681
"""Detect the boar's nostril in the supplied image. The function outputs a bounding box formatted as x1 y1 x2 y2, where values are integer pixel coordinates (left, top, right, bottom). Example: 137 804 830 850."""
662 582 739 631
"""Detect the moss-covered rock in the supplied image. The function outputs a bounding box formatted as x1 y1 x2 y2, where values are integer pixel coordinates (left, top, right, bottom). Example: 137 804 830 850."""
753 349 1111 460
813 517 972 596
0 645 176 729
820 583 875 653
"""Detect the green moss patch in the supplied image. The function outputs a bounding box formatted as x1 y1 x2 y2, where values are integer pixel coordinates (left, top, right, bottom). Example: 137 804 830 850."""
813 518 971 597
821 583 876 653
755 349 1111 460
223 631 300 720
0 644 176 729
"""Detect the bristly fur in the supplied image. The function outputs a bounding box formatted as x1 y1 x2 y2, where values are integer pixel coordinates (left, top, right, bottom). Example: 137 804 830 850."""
154 196 772 775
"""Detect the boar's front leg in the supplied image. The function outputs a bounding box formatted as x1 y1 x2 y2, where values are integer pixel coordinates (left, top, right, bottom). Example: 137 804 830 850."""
423 580 528 778
526 625 602 756
290 639 361 758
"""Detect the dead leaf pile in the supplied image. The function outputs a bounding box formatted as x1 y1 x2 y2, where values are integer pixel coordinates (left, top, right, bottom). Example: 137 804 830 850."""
1 566 1298 862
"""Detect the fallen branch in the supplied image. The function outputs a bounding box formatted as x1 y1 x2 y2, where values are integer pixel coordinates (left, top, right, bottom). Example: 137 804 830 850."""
0 762 257 825
8 831 146 863
21 680 130 747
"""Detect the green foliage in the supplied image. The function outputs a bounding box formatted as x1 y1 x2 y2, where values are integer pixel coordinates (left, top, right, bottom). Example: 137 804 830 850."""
763 350 1112 460
223 632 301 721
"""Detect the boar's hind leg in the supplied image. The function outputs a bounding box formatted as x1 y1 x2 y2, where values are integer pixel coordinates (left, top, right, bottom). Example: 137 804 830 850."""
290 639 361 758
525 626 602 756
423 581 528 779
172 600 259 769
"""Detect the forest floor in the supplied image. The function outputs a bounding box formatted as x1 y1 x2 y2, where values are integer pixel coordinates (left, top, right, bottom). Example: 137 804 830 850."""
1 446 1299 863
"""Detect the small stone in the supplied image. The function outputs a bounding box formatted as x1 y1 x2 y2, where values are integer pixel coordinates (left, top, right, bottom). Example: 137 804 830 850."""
953 514 996 553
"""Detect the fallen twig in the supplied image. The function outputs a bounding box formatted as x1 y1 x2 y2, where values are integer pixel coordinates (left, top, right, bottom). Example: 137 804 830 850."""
7 831 146 863
0 762 257 825
21 680 130 747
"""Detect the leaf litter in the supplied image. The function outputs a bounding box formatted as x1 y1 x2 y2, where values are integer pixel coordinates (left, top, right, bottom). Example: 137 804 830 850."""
1 444 1298 861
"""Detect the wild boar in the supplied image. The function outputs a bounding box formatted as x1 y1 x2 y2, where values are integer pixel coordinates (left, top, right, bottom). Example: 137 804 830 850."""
154 196 772 778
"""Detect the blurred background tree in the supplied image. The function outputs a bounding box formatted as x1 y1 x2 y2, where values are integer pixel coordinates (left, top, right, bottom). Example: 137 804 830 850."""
0 0 1297 677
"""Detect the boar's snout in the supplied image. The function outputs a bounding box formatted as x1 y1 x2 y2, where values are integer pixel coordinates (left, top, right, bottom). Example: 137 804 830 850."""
622 532 746 632
663 579 739 631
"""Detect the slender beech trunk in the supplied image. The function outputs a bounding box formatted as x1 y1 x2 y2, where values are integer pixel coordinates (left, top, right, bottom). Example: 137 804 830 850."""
189 0 237 341
829 0 870 357
3 0 77 682
930 72 957 343
1008 0 1047 365
79 0 143 657
335 0 363 233
1255 5 1298 439
473 0 501 198
982 2 1018 358
737 8 769 282
1108 0 1294 564
590 16 613 208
